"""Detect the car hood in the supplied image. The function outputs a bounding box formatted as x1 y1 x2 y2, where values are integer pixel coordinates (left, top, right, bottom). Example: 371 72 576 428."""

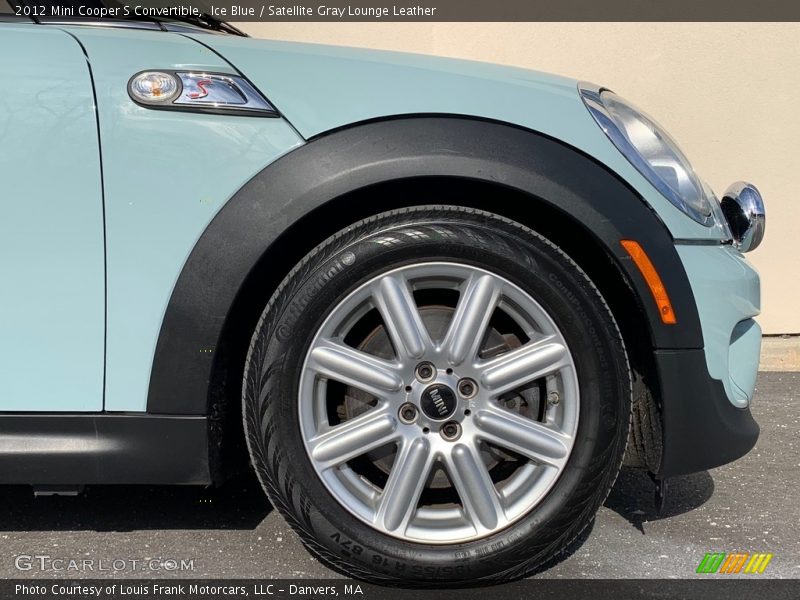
189 35 591 140
187 34 723 241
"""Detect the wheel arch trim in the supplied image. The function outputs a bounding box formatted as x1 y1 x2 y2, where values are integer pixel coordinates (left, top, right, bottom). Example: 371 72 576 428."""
146 116 703 416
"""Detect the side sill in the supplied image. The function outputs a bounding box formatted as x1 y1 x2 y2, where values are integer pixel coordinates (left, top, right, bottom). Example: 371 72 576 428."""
0 414 210 485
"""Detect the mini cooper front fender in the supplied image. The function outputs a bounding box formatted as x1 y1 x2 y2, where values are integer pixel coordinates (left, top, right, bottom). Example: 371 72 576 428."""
186 33 731 244
142 116 751 479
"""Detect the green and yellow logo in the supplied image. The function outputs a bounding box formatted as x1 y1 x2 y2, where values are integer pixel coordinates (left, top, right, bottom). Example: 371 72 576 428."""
696 552 774 574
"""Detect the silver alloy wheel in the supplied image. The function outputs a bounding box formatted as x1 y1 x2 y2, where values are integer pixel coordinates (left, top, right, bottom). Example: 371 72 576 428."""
299 262 579 544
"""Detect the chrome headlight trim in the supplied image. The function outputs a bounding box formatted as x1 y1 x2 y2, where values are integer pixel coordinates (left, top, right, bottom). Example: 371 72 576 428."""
579 82 714 227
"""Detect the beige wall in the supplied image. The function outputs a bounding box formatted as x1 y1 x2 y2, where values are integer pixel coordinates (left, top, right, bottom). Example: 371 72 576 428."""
237 23 800 334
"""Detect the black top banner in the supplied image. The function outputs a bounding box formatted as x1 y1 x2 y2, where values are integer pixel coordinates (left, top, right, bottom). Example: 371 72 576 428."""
10 0 800 21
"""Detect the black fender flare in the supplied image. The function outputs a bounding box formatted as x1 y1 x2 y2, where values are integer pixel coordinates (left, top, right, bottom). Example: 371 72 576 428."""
146 117 703 414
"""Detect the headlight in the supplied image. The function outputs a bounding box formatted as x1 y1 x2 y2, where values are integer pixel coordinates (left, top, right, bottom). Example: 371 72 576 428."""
579 84 713 226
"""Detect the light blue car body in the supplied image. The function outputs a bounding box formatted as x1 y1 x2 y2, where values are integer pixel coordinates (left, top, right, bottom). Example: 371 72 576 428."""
0 24 759 414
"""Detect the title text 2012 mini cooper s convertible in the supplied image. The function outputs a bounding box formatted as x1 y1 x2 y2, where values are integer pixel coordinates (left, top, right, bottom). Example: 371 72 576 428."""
0 8 765 585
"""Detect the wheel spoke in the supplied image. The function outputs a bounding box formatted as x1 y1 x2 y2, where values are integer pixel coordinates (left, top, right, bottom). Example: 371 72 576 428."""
308 339 404 398
374 437 433 534
479 337 569 396
299 262 581 544
474 407 570 467
446 442 504 532
372 274 431 361
442 274 500 366
308 404 399 469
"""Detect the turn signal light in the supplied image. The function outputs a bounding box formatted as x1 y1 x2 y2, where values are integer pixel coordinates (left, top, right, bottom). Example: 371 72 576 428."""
129 71 181 103
128 70 277 116
620 240 677 325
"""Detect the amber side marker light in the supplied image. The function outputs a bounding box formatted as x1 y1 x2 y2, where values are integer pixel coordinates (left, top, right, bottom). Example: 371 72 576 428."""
620 240 677 325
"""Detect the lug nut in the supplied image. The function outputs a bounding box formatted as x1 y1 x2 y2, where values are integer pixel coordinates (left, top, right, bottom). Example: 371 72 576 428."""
398 403 418 424
457 378 478 399
415 361 436 382
440 421 461 441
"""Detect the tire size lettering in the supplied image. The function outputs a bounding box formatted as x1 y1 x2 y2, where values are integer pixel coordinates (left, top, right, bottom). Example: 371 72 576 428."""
329 533 363 556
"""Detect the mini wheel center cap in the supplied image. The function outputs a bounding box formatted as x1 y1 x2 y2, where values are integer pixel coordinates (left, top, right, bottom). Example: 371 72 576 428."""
420 384 457 420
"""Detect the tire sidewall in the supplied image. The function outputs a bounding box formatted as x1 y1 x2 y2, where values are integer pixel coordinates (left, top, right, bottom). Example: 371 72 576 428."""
244 208 629 584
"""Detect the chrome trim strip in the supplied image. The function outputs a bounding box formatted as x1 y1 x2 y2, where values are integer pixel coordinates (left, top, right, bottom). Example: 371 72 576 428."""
36 18 231 35
39 18 164 30
173 72 273 112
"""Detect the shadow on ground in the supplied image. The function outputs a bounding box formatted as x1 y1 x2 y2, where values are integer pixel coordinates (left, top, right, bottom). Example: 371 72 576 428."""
0 473 271 532
604 467 715 533
530 466 715 574
0 467 713 538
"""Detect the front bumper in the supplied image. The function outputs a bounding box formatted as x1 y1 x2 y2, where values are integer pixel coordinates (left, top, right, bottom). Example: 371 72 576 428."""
657 244 761 477
677 244 761 407
657 348 759 477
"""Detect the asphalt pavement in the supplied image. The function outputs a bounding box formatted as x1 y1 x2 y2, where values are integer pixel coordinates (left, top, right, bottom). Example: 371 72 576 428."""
1 372 796 580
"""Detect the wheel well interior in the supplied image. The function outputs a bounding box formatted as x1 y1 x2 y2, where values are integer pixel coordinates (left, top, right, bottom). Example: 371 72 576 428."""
209 177 661 481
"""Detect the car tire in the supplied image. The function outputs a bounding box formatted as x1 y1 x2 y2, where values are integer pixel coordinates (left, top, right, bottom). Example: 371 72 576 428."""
243 206 631 585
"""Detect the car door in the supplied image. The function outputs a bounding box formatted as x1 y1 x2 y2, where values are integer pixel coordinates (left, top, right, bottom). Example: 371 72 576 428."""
0 24 105 411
